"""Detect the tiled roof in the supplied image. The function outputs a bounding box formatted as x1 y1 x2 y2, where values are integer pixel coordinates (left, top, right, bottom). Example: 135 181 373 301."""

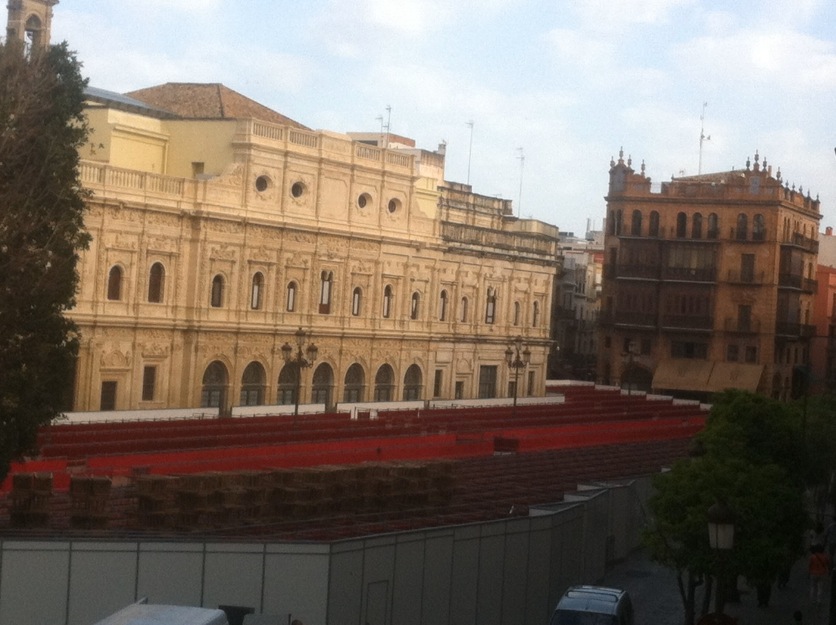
125 83 309 129
85 86 180 119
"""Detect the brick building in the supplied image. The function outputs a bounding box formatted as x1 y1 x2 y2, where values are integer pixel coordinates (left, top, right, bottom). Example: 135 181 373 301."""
598 150 821 400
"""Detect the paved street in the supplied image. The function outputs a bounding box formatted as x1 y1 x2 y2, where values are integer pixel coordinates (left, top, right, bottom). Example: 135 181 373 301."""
601 550 834 625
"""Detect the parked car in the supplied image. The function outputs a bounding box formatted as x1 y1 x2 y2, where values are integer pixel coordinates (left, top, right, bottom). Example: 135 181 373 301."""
549 585 634 625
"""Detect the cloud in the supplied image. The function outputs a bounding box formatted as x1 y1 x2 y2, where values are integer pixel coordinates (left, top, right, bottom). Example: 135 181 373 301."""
566 0 698 33
312 0 451 58
674 28 836 89
544 28 616 73
117 0 224 13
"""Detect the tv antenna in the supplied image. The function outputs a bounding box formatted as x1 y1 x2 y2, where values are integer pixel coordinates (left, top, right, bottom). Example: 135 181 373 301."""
698 102 711 174
466 120 474 185
377 105 392 147
516 147 525 218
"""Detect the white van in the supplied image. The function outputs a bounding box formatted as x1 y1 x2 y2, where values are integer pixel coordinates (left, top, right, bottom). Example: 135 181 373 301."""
548 585 634 625
93 601 229 625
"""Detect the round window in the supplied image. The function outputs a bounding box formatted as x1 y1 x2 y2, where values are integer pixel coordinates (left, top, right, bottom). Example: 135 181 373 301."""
388 198 401 213
291 181 305 198
255 175 270 192
358 193 372 209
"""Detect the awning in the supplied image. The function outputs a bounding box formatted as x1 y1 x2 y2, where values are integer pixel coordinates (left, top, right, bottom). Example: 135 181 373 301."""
652 359 714 392
652 359 764 394
706 362 764 393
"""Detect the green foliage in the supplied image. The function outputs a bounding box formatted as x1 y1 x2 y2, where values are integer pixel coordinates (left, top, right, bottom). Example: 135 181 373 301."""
799 394 836 513
644 391 809 623
698 390 806 480
0 41 90 482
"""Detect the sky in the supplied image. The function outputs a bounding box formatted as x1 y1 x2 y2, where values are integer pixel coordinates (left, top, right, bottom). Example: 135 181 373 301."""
51 0 836 237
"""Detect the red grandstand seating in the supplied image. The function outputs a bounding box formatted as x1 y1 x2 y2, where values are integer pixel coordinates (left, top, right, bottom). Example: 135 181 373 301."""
0 385 707 539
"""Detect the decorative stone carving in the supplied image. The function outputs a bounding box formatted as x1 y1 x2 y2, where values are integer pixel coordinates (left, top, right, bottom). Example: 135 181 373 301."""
456 356 472 372
210 244 238 261
218 163 245 187
206 219 241 234
100 349 131 370
113 234 138 250
145 236 180 254
141 343 170 358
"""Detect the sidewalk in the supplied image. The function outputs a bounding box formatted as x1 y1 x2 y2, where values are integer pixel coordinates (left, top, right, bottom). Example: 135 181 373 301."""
600 550 834 625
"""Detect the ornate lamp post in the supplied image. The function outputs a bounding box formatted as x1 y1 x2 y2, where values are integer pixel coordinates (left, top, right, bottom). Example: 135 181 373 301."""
281 327 318 416
505 336 531 412
707 501 735 615
621 340 637 395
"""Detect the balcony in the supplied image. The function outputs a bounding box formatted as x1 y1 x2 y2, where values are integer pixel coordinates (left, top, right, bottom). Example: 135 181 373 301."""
661 314 714 331
616 264 661 280
440 222 558 258
778 273 818 293
724 318 761 333
775 322 816 338
611 311 657 327
781 233 819 254
661 266 717 282
726 269 765 286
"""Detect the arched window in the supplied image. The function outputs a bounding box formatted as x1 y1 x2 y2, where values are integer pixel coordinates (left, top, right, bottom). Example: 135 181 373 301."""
343 363 365 403
692 213 702 239
351 287 362 316
410 292 420 320
532 301 540 327
439 290 448 321
676 212 687 238
753 214 766 241
210 274 224 308
201 361 228 408
707 213 719 239
251 272 264 310
460 297 469 322
513 301 521 326
374 364 395 402
403 364 422 401
107 266 123 301
148 262 164 303
383 285 393 318
485 288 496 324
631 210 642 236
277 365 297 405
649 211 660 237
312 363 333 408
286 281 297 312
319 270 333 314
736 213 748 240
240 362 265 406
614 210 623 235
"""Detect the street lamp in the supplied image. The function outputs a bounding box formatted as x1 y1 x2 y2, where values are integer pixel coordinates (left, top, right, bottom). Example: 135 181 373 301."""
621 340 637 395
505 336 531 411
707 501 735 615
281 327 318 416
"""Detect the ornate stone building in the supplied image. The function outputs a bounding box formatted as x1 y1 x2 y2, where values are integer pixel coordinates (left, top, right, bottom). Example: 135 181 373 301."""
68 84 560 411
5 0 56 51
553 229 603 381
599 150 820 400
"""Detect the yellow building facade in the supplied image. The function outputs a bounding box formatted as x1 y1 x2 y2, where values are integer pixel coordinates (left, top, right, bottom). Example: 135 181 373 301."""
69 85 560 412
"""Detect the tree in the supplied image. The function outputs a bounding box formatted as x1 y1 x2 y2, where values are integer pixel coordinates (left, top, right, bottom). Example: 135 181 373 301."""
644 391 808 625
798 394 836 517
0 39 90 483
